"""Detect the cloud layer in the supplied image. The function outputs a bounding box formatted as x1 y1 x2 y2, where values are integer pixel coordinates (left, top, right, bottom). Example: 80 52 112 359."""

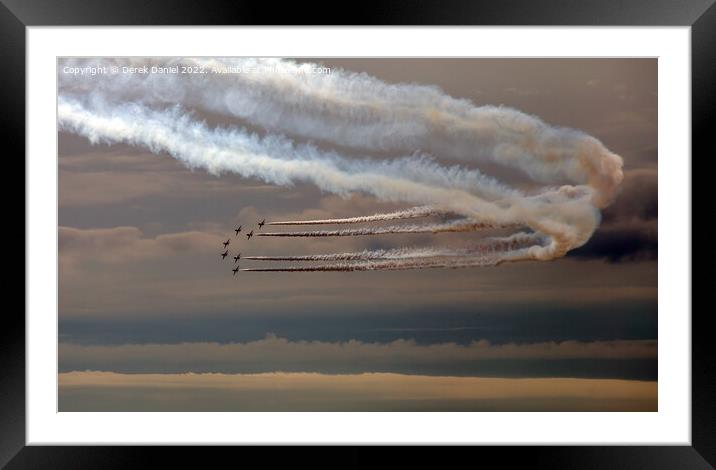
59 371 656 412
59 335 656 378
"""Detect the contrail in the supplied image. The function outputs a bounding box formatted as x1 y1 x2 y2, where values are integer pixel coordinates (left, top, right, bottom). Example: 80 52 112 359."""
268 206 444 225
257 220 513 238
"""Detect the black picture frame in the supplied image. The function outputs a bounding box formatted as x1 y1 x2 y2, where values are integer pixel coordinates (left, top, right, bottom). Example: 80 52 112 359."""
4 0 713 466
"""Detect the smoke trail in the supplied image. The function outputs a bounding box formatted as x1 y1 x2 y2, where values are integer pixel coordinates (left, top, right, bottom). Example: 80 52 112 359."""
241 234 539 276
241 255 502 272
59 57 623 207
268 206 443 225
57 97 514 215
58 58 626 262
56 97 600 260
245 233 544 261
257 220 513 238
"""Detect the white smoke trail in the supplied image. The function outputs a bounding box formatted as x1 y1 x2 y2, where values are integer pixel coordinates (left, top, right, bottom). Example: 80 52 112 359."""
257 220 513 238
241 234 539 274
58 58 625 262
241 255 502 272
56 97 600 260
244 249 444 261
268 206 443 225
57 97 516 218
245 233 544 261
245 248 457 262
59 57 623 207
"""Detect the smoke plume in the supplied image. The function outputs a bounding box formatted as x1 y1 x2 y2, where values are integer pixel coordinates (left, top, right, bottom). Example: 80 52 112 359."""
58 58 624 265
257 220 513 238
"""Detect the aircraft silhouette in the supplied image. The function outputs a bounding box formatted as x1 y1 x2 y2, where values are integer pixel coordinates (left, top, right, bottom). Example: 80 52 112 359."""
232 266 239 276
258 219 266 229
223 239 230 248
221 250 229 259
246 230 253 239
234 225 242 236
233 253 241 263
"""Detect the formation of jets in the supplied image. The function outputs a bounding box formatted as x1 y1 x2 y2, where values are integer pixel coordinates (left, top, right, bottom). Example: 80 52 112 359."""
220 218 265 276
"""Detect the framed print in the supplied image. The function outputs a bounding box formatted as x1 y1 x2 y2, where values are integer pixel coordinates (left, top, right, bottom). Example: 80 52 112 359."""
4 0 713 466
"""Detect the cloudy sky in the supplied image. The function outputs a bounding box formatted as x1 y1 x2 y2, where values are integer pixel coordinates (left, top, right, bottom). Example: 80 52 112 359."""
58 58 657 411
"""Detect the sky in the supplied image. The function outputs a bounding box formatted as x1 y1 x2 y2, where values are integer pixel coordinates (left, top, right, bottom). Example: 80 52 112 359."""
57 58 657 411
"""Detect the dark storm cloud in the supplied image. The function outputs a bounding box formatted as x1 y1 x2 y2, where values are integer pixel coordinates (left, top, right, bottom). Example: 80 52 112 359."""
603 169 658 223
569 169 657 262
569 221 657 263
